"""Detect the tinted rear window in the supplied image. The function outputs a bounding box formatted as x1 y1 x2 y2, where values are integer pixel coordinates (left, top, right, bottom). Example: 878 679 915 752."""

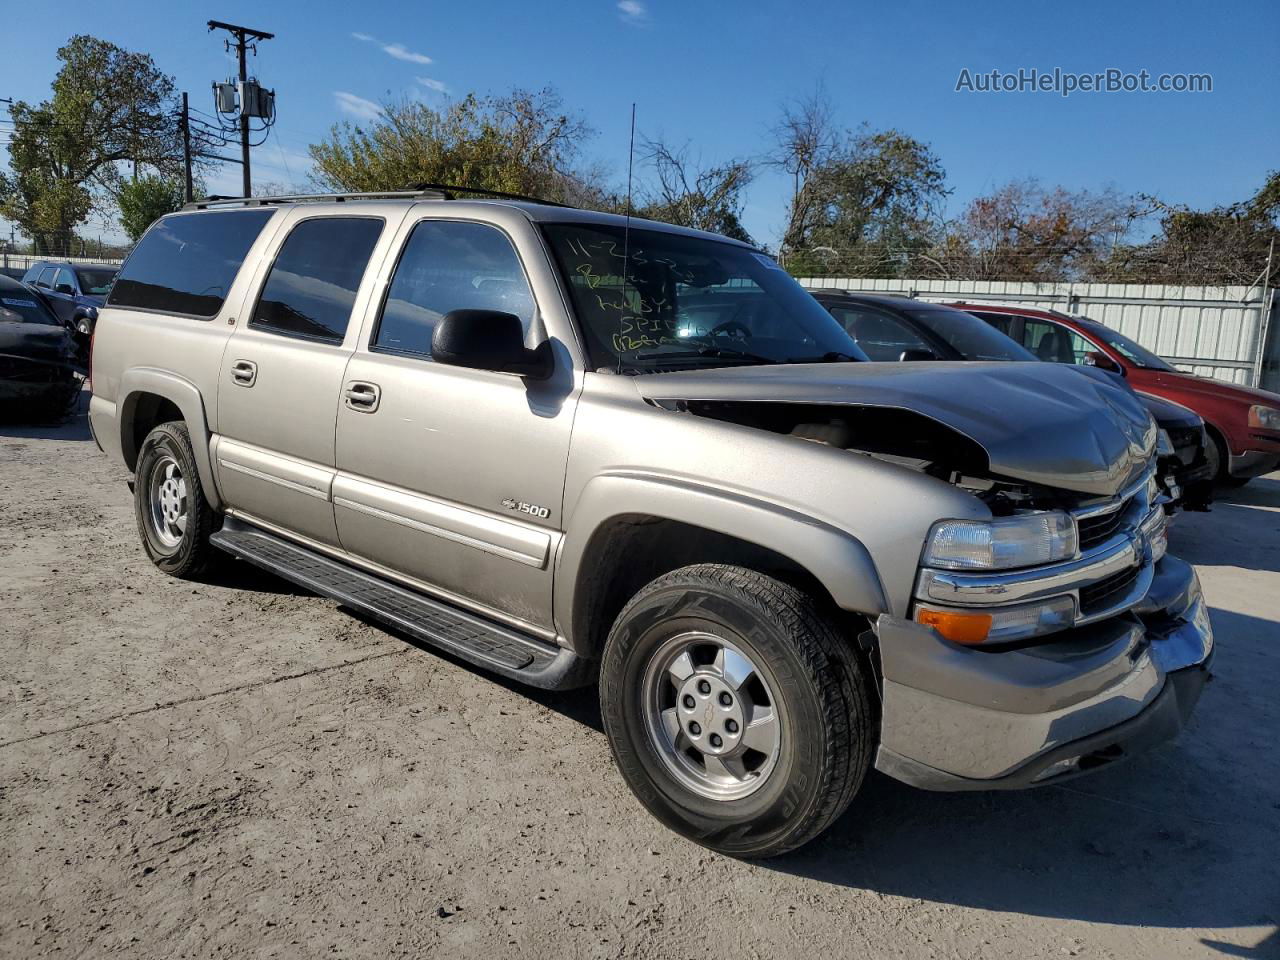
250 217 383 343
108 210 275 317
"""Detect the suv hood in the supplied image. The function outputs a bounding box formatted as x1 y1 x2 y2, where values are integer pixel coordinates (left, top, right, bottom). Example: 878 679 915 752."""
634 361 1156 496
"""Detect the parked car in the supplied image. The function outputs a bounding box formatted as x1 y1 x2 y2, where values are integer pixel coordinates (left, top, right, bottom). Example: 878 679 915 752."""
0 274 82 419
21 260 117 335
810 290 1214 512
957 303 1280 486
89 191 1212 857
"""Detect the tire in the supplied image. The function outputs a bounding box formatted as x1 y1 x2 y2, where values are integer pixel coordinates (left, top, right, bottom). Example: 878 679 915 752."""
1202 427 1250 488
133 421 218 578
599 564 874 858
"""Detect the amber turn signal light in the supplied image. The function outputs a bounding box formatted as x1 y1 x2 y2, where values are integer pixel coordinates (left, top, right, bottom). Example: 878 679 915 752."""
914 607 993 645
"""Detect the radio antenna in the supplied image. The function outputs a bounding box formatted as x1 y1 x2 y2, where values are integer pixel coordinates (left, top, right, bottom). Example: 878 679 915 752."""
617 103 637 375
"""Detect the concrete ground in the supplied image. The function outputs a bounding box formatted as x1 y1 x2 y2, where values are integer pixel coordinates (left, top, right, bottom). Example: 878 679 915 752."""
1 395 1277 959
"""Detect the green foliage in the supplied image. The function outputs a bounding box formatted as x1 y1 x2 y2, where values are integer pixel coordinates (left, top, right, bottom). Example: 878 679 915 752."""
0 35 184 253
118 175 185 241
771 89 947 276
309 89 598 204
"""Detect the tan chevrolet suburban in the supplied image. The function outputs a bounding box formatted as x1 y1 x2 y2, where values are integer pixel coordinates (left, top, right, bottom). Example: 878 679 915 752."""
88 187 1213 857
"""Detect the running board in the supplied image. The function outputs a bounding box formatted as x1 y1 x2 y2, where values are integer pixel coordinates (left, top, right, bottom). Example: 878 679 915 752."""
210 519 594 690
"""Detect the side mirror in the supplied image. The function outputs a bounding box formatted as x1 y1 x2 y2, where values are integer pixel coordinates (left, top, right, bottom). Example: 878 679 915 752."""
1083 350 1121 374
899 348 938 362
432 309 552 380
55 283 75 295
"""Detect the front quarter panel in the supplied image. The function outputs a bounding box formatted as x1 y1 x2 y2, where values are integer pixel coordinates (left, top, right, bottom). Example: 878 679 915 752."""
554 374 991 645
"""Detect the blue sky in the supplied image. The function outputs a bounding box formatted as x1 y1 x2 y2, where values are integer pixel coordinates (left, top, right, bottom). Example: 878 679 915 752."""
2 0 1277 247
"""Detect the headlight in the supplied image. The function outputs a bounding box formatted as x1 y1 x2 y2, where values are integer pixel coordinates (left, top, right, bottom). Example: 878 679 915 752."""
1249 405 1280 431
923 512 1078 571
915 595 1076 645
1156 429 1174 456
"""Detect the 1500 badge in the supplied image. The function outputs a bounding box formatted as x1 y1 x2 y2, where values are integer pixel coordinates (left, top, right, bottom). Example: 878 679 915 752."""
501 498 551 520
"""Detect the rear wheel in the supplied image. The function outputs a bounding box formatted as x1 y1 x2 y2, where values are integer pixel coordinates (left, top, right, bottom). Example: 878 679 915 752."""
600 564 873 858
134 421 217 578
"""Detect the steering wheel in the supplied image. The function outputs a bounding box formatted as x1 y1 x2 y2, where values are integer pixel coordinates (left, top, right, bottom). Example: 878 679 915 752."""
708 318 750 339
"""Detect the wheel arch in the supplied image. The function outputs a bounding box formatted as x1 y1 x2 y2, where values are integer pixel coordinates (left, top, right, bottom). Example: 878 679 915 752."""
118 368 222 510
555 473 889 659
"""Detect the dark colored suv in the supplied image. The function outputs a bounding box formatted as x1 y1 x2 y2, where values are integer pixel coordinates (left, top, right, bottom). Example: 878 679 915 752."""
21 260 118 334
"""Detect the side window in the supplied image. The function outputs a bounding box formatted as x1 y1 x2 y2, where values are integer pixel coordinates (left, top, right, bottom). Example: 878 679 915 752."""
972 311 1014 336
827 305 932 362
374 220 535 358
109 209 275 317
35 267 55 289
54 268 75 293
251 217 383 344
1022 320 1094 365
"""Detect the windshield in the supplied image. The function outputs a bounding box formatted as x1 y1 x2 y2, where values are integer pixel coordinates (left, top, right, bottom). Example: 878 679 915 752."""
75 268 116 296
905 304 1038 361
0 289 60 325
542 223 867 371
1076 318 1175 371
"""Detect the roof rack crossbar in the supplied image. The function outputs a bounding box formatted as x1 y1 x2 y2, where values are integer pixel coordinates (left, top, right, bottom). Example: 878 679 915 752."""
183 183 573 212
183 188 449 211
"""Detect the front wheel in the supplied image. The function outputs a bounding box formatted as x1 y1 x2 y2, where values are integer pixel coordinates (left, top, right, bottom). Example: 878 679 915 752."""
600 564 874 858
133 421 218 578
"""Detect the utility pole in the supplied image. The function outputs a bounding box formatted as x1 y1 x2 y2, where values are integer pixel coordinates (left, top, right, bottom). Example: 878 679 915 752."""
207 20 274 197
180 92 194 203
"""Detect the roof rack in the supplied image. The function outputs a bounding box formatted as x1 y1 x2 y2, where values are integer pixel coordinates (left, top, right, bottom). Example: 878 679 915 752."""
183 188 448 211
405 182 574 207
183 183 573 212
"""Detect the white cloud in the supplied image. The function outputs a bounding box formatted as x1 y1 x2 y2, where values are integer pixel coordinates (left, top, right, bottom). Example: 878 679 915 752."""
333 91 382 122
416 77 449 93
381 42 432 64
617 0 647 23
350 31 434 64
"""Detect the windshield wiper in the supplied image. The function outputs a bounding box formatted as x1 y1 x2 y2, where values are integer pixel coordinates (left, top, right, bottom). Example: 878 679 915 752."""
625 345 780 367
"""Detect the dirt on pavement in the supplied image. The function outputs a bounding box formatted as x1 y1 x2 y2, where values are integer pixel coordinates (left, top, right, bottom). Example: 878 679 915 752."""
2 395 1277 959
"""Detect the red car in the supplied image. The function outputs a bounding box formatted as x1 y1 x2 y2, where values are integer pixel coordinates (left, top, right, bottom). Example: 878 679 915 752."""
955 304 1280 486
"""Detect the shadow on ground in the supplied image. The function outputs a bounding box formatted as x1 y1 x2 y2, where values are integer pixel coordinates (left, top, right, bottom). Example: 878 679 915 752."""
0 387 91 440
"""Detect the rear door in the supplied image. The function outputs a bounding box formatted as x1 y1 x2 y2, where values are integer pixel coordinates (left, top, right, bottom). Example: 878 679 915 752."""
332 212 580 633
214 208 402 548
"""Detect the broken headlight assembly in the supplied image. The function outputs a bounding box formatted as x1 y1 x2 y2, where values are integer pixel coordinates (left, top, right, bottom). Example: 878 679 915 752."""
922 511 1078 571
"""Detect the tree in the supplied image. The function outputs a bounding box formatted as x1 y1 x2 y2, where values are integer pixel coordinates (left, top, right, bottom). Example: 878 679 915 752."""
929 180 1144 281
0 35 187 253
1097 173 1279 286
769 87 947 276
635 136 754 242
117 175 185 241
309 88 598 204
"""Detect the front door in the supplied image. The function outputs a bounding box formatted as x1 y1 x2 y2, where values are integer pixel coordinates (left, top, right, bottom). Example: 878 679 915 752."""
215 210 392 548
333 216 579 633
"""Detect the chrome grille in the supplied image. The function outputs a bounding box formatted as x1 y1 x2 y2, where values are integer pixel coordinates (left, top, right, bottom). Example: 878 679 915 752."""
1079 565 1140 615
1077 506 1127 550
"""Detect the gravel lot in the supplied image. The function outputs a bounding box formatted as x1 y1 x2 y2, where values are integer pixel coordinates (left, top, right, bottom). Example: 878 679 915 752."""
2 394 1277 960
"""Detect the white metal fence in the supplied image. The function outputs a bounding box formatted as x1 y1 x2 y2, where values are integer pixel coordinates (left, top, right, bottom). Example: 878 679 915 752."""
1 253 125 272
798 277 1280 391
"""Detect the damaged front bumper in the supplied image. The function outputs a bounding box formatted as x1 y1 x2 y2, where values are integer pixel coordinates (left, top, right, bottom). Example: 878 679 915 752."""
874 554 1213 791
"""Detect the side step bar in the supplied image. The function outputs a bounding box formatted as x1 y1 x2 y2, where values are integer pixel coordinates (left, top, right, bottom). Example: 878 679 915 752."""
210 519 594 690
